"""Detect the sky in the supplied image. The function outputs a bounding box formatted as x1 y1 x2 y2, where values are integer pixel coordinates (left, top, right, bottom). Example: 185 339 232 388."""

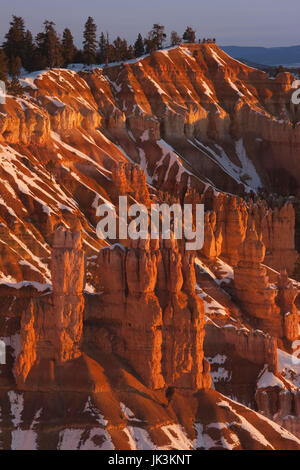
0 0 299 48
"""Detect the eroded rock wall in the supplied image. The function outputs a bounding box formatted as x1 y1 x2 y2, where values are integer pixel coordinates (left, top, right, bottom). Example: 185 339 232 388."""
89 239 211 390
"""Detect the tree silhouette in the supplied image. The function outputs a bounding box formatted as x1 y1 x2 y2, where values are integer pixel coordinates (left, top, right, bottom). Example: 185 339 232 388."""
36 21 62 69
145 24 166 53
113 37 129 62
23 30 36 72
183 26 196 43
0 49 8 85
170 31 182 46
3 16 26 73
134 33 144 57
10 56 22 78
62 28 76 66
83 16 97 65
8 76 24 96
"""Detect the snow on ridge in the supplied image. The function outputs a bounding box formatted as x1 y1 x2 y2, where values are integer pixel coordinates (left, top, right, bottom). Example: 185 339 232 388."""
156 139 194 183
216 396 275 449
219 49 260 72
197 287 228 317
83 396 108 426
226 77 243 97
277 348 300 388
120 403 142 422
219 394 300 446
58 427 114 450
18 44 224 83
195 257 216 279
210 48 226 67
194 422 240 450
191 138 262 193
45 95 66 108
51 132 107 175
138 147 152 184
159 424 193 450
257 365 285 389
214 258 234 285
201 79 215 98
207 354 227 365
6 391 40 450
235 138 262 190
0 144 78 216
124 426 155 450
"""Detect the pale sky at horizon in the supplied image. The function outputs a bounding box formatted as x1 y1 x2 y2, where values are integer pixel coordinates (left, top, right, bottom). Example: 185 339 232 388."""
0 0 299 48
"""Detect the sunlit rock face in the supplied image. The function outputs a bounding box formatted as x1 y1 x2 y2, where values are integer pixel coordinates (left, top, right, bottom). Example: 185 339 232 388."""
94 240 211 391
14 227 85 389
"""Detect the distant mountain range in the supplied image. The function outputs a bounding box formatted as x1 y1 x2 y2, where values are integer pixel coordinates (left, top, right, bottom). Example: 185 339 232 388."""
221 45 300 66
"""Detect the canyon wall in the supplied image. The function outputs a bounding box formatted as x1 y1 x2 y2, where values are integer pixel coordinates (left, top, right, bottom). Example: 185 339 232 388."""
184 188 298 274
0 43 300 448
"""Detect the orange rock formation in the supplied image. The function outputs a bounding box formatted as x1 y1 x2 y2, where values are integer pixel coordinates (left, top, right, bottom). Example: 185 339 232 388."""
234 223 298 342
14 226 85 388
92 239 211 390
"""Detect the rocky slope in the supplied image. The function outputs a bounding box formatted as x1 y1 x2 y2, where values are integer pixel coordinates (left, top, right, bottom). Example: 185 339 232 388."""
0 43 300 450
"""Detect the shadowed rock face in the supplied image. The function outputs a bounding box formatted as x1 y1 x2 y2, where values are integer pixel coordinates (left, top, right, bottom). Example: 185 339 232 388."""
233 224 299 341
232 228 298 357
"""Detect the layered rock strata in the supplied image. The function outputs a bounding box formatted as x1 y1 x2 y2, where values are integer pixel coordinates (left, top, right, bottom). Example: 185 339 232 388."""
14 226 85 388
91 239 211 390
234 224 299 342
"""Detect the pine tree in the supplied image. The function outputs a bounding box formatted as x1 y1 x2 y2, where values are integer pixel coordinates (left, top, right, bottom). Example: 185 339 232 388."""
170 31 182 46
148 24 166 50
144 37 156 54
8 76 24 97
23 30 36 72
127 45 135 60
30 49 48 72
183 26 196 43
113 37 129 62
98 32 108 63
73 49 84 64
108 45 117 63
10 56 22 78
0 49 8 85
36 21 62 69
3 15 26 73
99 33 116 64
8 53 23 97
121 39 129 60
83 16 97 65
62 28 76 66
134 33 144 57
